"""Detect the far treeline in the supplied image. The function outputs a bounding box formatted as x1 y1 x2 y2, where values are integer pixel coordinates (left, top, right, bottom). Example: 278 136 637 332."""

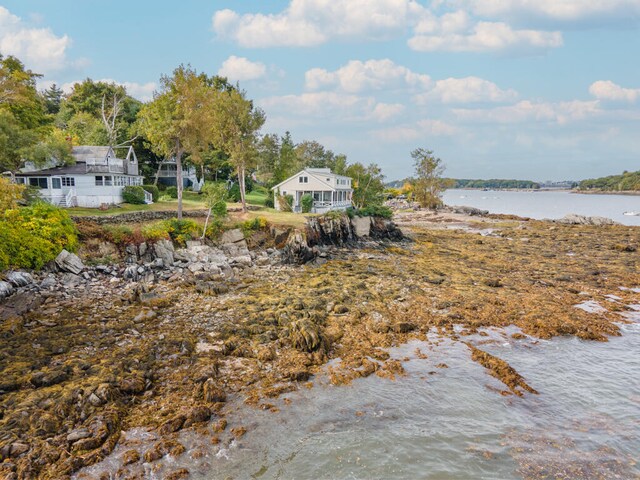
387 178 540 190
578 170 640 192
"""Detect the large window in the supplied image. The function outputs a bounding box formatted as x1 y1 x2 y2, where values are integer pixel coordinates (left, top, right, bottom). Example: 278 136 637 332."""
104 176 113 186
29 177 48 189
95 176 103 186
52 178 61 189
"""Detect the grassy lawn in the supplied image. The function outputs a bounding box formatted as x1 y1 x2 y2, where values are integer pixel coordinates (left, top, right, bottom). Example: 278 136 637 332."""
245 186 269 206
68 192 207 216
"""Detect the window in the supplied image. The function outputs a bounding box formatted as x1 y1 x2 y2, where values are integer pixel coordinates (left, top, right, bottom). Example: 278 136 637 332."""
29 177 48 189
52 178 61 189
299 176 308 183
95 176 103 186
61 177 75 187
104 176 113 186
15 177 25 184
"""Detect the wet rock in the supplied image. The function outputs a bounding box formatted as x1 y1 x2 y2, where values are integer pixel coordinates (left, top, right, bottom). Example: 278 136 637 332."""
483 278 503 288
165 468 190 480
60 272 83 287
392 322 416 333
39 276 57 289
452 205 488 216
352 216 372 237
30 369 68 388
282 230 317 264
9 443 29 457
202 378 226 403
118 374 146 394
159 414 186 435
122 449 140 465
6 271 33 288
220 228 244 244
133 308 157 323
183 405 212 427
55 249 85 274
67 429 91 443
123 265 140 281
554 214 618 226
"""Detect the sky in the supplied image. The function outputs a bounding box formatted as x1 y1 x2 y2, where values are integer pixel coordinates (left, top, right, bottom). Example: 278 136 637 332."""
0 1 639 182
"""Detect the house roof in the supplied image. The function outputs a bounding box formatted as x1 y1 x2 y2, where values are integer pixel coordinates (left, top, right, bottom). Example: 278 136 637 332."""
15 163 88 177
71 146 114 162
271 168 352 191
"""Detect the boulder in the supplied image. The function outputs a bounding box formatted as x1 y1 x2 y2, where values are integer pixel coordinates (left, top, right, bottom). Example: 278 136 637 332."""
0 281 15 300
352 216 372 237
55 249 84 274
154 239 175 265
6 272 33 288
282 230 317 264
220 228 245 244
555 214 618 226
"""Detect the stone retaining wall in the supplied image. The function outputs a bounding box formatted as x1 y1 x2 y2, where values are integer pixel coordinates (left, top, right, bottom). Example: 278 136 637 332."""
71 206 260 224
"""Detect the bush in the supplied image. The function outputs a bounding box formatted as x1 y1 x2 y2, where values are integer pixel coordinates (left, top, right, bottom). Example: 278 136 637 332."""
264 195 274 208
122 186 146 204
163 218 199 246
300 194 314 213
240 217 268 236
0 202 79 270
205 218 224 240
103 225 135 245
142 185 160 202
278 194 294 212
141 222 171 242
228 184 241 202
355 205 393 219
166 186 178 199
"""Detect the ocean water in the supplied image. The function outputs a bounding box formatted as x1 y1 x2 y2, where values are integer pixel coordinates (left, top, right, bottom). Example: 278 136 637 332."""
442 189 640 226
78 309 640 480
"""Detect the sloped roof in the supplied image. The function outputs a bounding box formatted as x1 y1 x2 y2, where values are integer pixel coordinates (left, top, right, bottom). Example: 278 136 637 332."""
271 168 352 191
71 146 114 162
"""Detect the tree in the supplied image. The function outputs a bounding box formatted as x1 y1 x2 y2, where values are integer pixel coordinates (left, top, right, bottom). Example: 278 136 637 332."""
274 131 296 184
0 176 25 210
137 65 213 219
43 84 63 114
200 182 228 239
346 162 385 208
212 88 265 213
411 148 448 209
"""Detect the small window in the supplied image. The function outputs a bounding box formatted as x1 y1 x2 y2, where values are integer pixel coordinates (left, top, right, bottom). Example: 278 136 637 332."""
61 177 75 187
29 177 48 189
104 176 113 186
299 176 308 183
52 178 61 189
95 176 103 186
15 177 25 184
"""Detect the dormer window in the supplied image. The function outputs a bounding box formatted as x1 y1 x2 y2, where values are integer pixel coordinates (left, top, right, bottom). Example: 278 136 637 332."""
299 176 308 183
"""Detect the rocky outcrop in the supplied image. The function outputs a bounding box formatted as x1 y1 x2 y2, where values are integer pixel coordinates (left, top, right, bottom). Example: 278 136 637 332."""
55 250 85 274
553 214 618 226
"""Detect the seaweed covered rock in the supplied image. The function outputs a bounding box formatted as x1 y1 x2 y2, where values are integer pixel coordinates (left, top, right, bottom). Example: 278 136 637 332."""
306 214 356 246
286 319 326 352
282 230 317 264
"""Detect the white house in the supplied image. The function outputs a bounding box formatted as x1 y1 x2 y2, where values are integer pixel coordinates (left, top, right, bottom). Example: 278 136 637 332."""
155 158 204 192
271 168 353 213
13 145 148 208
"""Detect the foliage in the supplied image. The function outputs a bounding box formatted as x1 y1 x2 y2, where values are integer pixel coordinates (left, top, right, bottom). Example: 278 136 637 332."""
411 148 447 210
240 217 268 236
201 182 228 215
103 225 135 244
140 222 171 242
166 186 178 198
278 194 294 212
228 183 241 202
453 178 540 189
163 218 200 246
122 185 146 204
346 162 385 208
300 193 314 213
0 177 26 210
579 170 640 191
356 205 393 219
204 218 225 239
264 195 274 208
142 184 160 202
0 202 78 270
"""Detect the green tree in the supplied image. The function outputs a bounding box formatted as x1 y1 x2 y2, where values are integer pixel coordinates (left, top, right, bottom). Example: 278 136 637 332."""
138 65 213 219
275 131 296 184
346 162 385 208
200 182 228 239
212 88 265 213
411 148 448 209
43 83 63 114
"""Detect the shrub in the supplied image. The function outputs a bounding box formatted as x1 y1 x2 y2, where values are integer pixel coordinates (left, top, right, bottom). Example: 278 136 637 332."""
264 195 274 208
122 186 146 204
166 186 178 199
240 217 268 236
205 218 224 240
142 185 160 202
300 194 314 213
103 224 135 245
141 222 171 242
278 194 293 212
0 177 25 210
0 202 79 270
228 184 241 202
158 194 173 202
163 218 199 246
356 205 393 219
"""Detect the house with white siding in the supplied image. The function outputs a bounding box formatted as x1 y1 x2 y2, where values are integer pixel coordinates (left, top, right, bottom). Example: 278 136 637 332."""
271 168 353 213
13 145 147 208
154 158 204 192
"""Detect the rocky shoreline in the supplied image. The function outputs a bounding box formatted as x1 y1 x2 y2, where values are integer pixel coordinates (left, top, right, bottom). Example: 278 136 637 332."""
0 210 638 480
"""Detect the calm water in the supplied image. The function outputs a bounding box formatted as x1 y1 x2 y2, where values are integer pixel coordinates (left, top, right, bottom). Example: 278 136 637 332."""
442 189 640 226
79 306 640 480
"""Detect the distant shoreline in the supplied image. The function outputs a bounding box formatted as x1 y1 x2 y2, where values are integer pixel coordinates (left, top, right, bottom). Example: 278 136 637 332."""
449 187 640 196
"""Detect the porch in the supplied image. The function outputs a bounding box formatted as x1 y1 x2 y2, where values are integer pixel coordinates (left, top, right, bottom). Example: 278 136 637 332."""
293 190 353 213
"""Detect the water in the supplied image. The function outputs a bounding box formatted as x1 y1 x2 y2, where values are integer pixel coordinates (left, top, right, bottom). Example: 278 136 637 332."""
442 189 640 226
79 309 640 480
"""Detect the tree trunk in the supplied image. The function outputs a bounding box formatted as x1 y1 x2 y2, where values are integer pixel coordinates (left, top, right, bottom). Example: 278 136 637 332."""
238 165 247 213
201 207 212 240
175 139 184 220
153 162 162 186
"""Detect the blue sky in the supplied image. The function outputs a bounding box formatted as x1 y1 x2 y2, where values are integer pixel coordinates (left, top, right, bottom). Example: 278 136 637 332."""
1 0 639 181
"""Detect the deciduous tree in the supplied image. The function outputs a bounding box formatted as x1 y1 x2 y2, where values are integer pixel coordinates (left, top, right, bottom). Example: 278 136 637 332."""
411 148 447 209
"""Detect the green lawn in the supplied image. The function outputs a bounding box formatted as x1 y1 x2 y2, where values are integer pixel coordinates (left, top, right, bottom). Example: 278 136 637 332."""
68 192 206 216
245 186 269 206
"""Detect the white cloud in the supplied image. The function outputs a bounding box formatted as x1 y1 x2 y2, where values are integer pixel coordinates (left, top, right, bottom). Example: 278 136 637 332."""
454 99 600 124
409 20 562 53
305 59 431 93
218 55 267 82
259 91 404 123
0 7 72 73
416 76 518 103
450 0 640 23
589 80 640 103
372 119 458 142
212 0 425 47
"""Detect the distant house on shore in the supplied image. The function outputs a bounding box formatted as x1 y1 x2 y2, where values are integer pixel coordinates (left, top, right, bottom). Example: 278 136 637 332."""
154 158 204 192
271 168 353 213
13 145 148 208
